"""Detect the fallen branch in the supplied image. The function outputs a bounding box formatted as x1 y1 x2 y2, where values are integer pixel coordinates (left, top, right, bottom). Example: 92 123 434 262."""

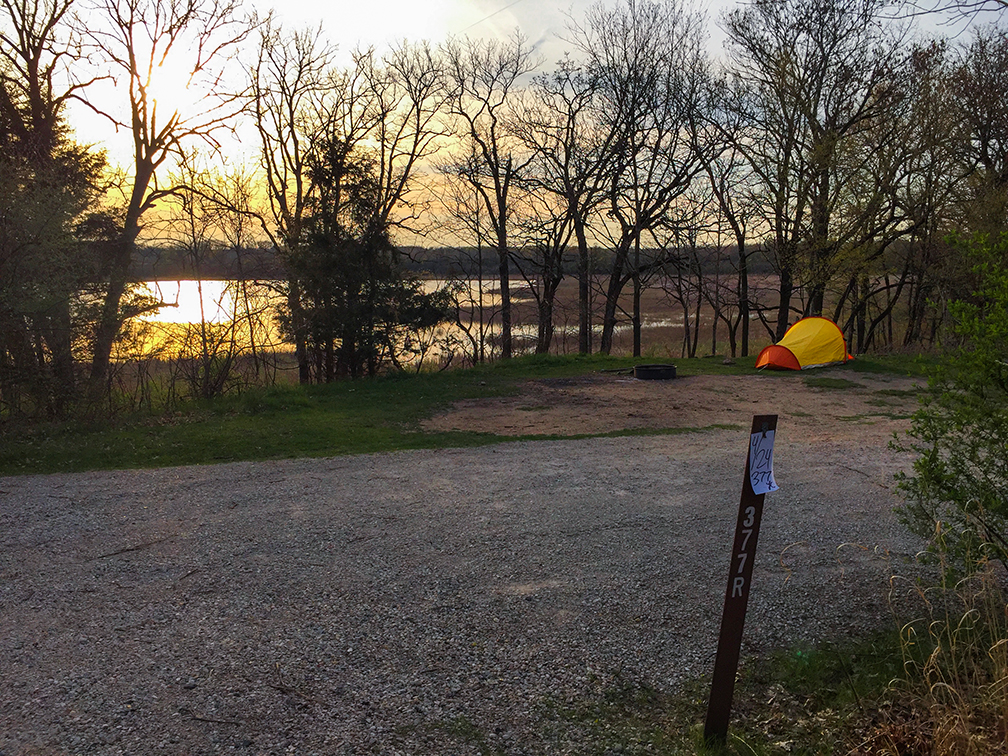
178 707 241 726
268 664 321 704
838 464 890 489
92 535 175 560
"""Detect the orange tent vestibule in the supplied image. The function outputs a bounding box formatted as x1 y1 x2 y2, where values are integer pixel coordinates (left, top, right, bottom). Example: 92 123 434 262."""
755 317 853 370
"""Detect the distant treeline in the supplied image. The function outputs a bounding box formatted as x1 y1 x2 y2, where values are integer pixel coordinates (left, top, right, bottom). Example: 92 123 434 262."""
132 245 780 281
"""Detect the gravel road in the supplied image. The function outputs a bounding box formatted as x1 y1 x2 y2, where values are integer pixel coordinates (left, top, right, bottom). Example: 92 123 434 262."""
1 429 922 755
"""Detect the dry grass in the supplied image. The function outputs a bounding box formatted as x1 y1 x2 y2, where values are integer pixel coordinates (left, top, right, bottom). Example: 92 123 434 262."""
858 557 1008 755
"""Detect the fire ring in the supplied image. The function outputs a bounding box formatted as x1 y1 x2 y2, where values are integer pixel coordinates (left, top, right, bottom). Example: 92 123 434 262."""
633 364 677 380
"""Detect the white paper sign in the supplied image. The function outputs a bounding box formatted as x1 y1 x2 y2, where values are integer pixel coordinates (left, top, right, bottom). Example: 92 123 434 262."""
749 429 779 495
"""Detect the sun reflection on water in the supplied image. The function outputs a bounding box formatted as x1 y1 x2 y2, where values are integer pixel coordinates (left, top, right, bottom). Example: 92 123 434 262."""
140 280 235 324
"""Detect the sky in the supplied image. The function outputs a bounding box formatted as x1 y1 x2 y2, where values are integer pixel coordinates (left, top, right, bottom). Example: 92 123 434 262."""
261 0 745 68
264 0 711 58
69 0 738 165
67 0 996 176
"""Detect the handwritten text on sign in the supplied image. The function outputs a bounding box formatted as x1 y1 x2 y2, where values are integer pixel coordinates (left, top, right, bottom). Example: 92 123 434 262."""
749 430 779 495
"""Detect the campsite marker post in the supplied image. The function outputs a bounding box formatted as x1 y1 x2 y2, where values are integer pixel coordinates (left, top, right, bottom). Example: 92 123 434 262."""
703 414 779 744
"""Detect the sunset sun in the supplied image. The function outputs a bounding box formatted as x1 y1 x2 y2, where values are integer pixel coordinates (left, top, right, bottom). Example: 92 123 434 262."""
147 62 202 121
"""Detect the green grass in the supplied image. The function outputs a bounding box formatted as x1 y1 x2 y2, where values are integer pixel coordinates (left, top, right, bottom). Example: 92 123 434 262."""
874 387 920 398
535 633 902 755
802 376 867 390
0 354 670 475
840 353 937 377
0 351 928 476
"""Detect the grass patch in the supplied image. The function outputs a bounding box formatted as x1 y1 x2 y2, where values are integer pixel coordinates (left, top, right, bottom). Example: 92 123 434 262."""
866 396 917 410
540 676 696 754
0 354 757 475
841 353 937 377
675 355 760 376
803 376 867 390
438 716 507 755
0 351 930 476
874 388 921 398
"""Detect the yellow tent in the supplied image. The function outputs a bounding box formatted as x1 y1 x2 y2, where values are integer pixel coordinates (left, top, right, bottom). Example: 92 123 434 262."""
755 317 852 370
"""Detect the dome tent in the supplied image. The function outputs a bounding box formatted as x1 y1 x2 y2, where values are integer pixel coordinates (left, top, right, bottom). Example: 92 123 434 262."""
755 316 852 370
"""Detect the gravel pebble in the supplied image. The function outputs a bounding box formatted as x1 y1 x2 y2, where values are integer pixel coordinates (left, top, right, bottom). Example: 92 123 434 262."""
0 431 922 754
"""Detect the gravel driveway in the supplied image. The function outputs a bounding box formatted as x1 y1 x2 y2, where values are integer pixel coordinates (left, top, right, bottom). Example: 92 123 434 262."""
1 428 922 755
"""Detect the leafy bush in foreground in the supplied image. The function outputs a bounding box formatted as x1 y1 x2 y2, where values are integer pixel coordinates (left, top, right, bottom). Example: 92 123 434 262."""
897 233 1008 573
891 234 1008 754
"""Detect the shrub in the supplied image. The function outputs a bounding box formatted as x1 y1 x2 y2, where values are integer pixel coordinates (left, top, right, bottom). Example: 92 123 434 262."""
896 233 1008 574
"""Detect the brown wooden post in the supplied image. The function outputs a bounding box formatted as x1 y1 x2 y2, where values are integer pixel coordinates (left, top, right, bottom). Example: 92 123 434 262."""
703 414 779 744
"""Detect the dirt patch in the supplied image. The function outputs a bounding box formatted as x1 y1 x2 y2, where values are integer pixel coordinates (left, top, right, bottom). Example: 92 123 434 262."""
422 367 923 443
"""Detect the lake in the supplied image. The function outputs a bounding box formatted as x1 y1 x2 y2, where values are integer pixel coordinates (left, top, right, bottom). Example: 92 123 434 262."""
136 277 736 363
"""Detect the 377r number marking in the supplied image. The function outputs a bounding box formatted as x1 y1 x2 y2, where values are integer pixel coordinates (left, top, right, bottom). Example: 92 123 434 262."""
731 506 757 598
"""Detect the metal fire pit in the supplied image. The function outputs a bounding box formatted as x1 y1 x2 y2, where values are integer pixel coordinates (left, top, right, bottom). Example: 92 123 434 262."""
634 363 677 380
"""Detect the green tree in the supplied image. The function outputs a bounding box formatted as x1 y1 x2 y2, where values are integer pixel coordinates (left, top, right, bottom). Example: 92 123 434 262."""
0 0 106 416
953 25 1008 236
897 233 1008 571
286 133 448 380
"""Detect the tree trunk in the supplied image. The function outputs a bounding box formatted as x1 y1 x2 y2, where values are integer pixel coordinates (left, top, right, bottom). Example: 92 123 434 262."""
711 244 720 356
775 263 794 341
575 216 591 354
807 162 830 317
738 240 749 357
600 240 631 355
632 236 641 358
856 276 868 352
289 278 310 384
88 160 154 402
808 282 825 317
44 297 75 415
497 240 512 359
536 295 554 354
88 240 132 400
691 267 702 358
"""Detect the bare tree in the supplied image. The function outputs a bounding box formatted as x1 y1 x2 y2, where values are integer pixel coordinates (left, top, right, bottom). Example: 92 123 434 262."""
511 59 612 353
705 76 762 356
723 2 810 340
361 42 450 235
84 0 250 399
206 162 278 382
442 32 538 359
572 0 713 355
510 183 573 353
655 187 713 358
249 20 331 383
0 0 100 160
437 143 499 364
899 41 967 346
162 150 243 400
901 0 1006 23
953 24 1008 233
